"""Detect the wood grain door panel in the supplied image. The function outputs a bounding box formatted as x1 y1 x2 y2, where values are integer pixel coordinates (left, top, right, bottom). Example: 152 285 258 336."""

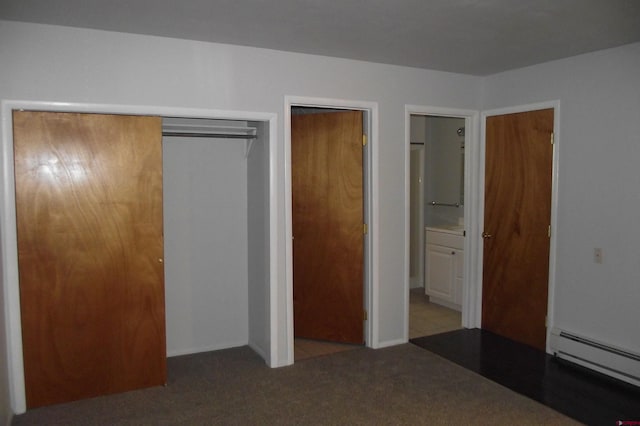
482 108 554 351
13 111 166 408
292 110 364 344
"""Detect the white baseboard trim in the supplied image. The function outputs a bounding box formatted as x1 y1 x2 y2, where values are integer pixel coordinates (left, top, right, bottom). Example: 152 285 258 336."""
166 340 249 358
374 338 407 349
428 296 462 312
248 341 268 364
550 328 640 387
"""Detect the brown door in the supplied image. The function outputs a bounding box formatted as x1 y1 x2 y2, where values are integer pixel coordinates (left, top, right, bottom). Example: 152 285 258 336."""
292 110 364 344
13 111 166 408
482 108 554 351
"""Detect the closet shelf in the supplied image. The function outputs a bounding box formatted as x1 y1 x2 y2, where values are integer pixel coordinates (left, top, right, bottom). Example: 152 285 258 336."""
162 118 259 158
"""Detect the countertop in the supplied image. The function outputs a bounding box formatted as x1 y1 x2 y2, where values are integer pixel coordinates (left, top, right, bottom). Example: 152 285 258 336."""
425 225 465 236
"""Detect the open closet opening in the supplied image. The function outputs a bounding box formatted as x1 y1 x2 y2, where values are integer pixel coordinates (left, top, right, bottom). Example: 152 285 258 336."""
409 114 465 339
2 104 276 412
162 117 271 360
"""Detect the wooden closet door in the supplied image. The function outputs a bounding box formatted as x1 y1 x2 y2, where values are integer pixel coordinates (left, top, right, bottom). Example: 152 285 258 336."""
13 111 166 408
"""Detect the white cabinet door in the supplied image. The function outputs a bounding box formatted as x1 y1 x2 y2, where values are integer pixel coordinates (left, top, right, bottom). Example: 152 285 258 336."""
425 244 455 301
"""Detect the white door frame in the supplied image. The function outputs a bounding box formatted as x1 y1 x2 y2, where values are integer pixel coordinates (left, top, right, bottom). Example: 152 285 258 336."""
479 101 561 353
404 105 480 340
0 100 278 414
284 96 379 363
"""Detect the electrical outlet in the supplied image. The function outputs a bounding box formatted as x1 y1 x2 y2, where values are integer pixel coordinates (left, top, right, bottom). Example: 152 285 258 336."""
594 248 603 264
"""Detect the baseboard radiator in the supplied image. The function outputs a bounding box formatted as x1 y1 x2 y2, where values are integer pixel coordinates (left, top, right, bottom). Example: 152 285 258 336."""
550 328 640 387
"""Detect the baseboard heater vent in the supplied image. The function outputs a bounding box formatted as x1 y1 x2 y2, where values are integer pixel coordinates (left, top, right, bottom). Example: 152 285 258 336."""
550 328 640 387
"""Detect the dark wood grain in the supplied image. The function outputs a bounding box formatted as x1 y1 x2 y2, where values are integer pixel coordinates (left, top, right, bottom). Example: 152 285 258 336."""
482 108 554 351
13 111 166 408
292 110 364 344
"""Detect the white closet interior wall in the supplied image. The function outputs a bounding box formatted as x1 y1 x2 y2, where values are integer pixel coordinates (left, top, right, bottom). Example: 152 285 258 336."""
246 120 270 360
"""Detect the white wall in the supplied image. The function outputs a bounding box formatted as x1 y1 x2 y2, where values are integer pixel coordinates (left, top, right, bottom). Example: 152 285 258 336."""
162 135 248 356
247 121 271 360
0 226 10 426
409 115 428 288
409 146 424 288
410 115 428 143
0 19 480 374
482 42 640 353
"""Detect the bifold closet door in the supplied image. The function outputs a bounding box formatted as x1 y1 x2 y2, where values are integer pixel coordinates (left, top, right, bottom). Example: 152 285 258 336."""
13 111 166 408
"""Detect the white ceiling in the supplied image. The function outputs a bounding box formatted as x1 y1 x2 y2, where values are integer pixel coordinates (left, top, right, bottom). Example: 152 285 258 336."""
2 0 640 75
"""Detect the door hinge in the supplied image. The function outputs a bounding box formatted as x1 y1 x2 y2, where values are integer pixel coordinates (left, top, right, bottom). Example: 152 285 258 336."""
548 225 551 238
364 309 368 321
550 132 554 145
363 223 368 235
363 134 367 146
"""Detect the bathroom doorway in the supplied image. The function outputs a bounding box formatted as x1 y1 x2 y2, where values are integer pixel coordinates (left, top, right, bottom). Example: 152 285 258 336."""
285 96 378 363
406 106 479 340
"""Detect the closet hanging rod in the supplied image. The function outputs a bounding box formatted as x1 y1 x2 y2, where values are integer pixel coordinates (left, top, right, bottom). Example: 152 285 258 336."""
162 131 257 139
429 201 460 208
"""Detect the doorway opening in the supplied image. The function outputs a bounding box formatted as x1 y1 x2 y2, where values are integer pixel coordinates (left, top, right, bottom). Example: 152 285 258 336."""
0 101 278 413
405 106 479 342
409 114 465 338
285 97 378 364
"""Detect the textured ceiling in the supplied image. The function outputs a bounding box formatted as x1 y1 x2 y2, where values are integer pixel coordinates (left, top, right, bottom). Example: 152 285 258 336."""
2 0 640 75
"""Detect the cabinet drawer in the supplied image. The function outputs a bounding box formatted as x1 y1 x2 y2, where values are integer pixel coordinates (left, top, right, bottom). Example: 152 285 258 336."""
426 230 464 249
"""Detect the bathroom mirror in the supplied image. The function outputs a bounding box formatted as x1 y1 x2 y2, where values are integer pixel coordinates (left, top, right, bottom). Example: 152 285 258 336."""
419 115 465 226
408 114 466 296
426 116 465 204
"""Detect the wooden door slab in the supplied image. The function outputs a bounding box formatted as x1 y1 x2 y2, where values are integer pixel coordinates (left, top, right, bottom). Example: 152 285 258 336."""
13 111 166 408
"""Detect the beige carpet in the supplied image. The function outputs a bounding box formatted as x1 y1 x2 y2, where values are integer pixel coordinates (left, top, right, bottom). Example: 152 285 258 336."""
12 344 579 425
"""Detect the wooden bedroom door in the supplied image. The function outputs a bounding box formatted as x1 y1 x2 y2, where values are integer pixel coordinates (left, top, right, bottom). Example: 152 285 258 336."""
482 108 554 351
13 111 166 408
291 110 365 344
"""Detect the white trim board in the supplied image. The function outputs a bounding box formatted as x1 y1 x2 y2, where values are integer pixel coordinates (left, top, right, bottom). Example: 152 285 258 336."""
284 96 380 364
404 105 481 341
479 100 561 353
0 99 279 414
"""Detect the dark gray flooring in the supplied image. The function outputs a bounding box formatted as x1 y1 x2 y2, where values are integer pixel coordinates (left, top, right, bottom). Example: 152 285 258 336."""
411 328 640 425
12 343 575 425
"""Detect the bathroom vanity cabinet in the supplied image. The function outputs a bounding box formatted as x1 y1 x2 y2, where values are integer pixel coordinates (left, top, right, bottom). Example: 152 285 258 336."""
425 227 464 311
